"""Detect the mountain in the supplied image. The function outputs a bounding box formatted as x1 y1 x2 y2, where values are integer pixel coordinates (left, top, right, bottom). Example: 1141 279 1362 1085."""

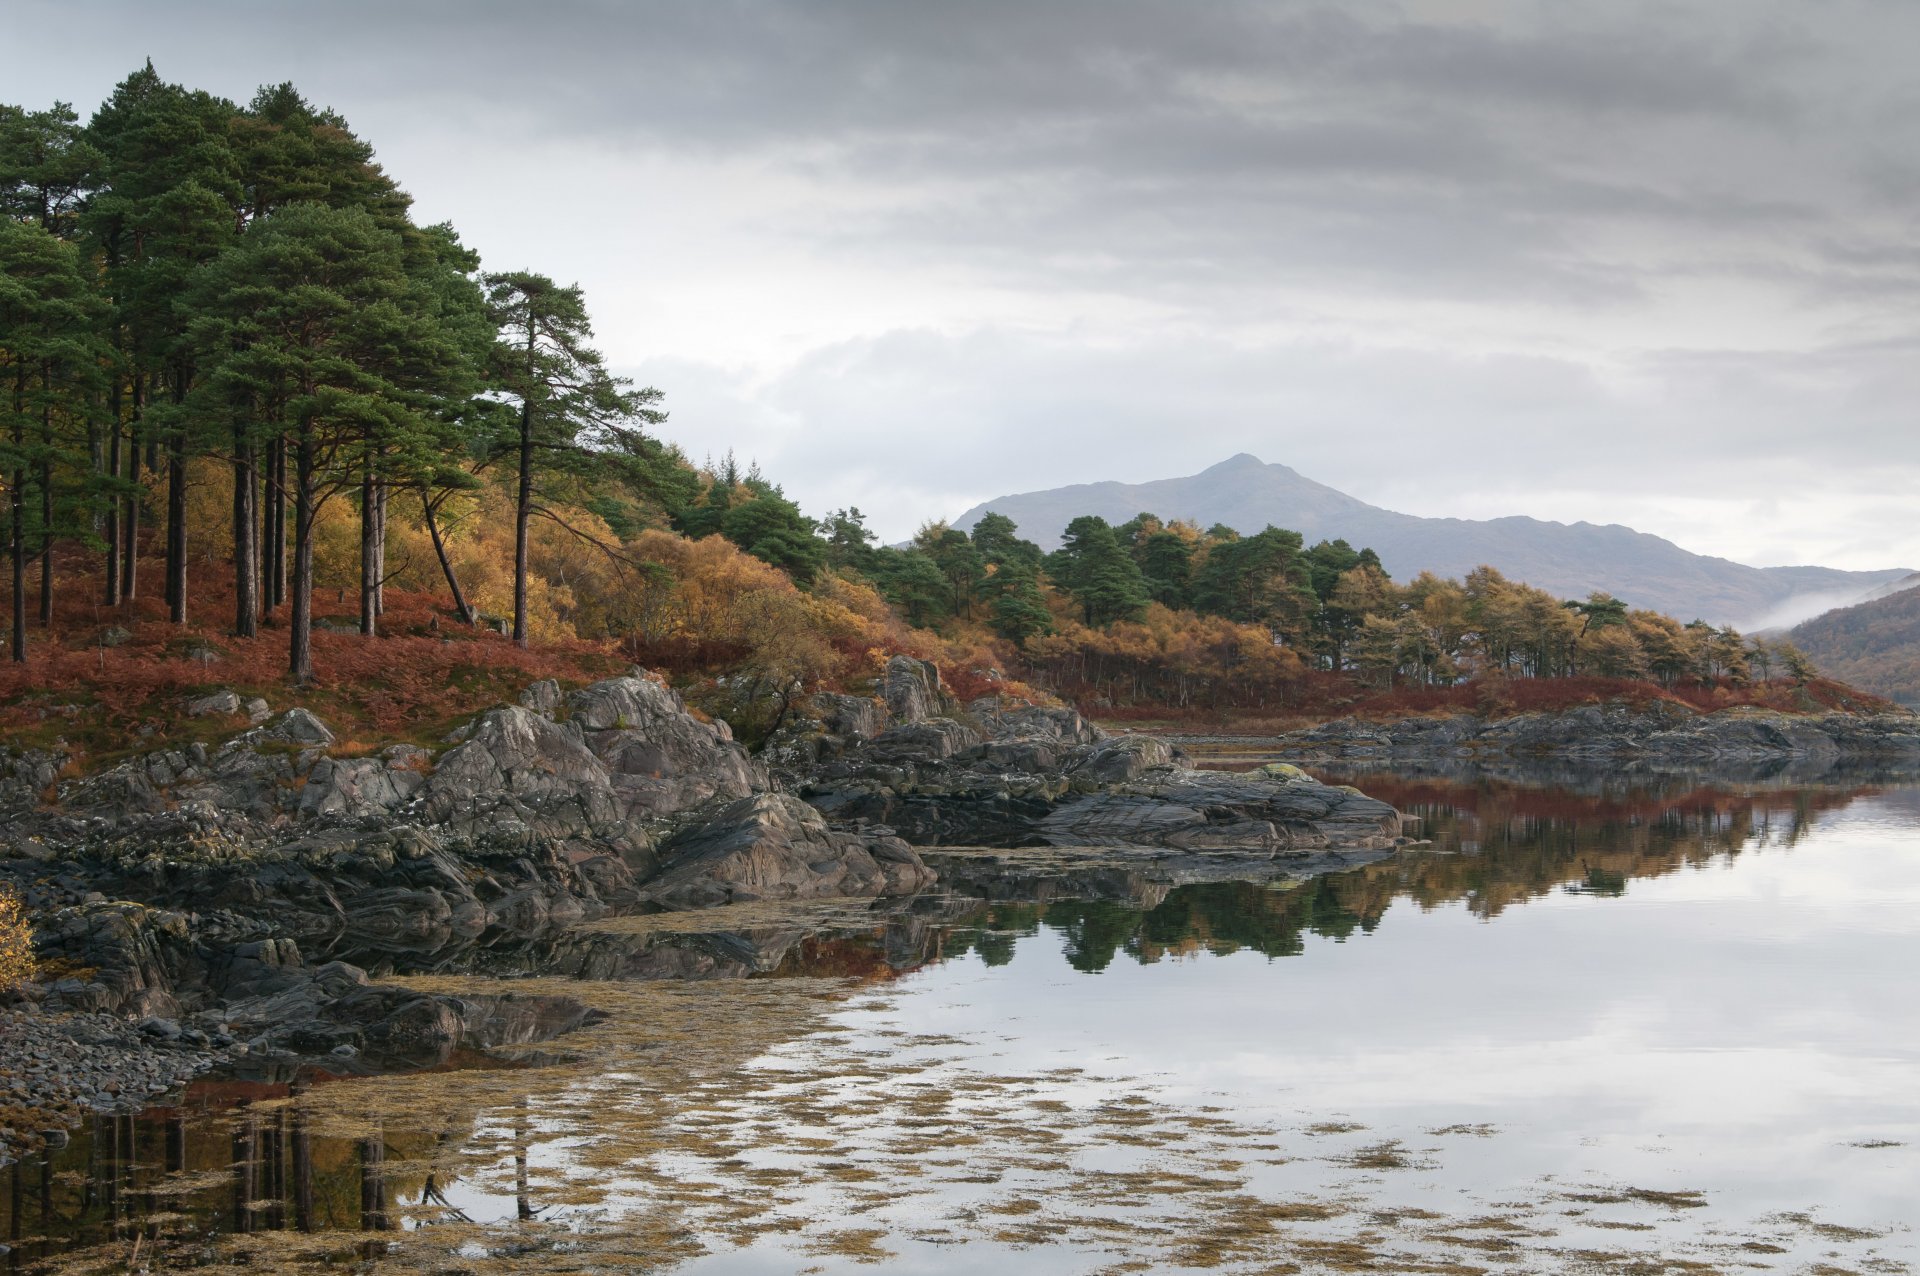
1790 582 1920 706
1847 571 1920 608
951 454 1910 629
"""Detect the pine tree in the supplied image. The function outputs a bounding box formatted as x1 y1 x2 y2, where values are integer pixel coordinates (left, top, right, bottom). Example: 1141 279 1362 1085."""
484 272 659 648
188 203 457 680
0 221 106 661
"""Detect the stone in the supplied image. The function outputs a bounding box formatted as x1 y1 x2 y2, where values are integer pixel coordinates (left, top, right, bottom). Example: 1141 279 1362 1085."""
812 692 887 740
881 655 951 725
425 705 614 819
98 626 131 648
244 697 271 724
184 690 241 717
643 793 935 910
298 748 430 818
519 678 564 718
251 708 336 748
1071 736 1178 784
566 675 757 818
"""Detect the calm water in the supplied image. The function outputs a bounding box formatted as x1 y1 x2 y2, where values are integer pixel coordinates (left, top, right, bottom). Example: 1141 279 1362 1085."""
7 764 1918 1273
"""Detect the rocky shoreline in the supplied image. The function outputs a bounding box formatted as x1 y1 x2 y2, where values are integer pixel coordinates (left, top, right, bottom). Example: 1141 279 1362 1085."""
1198 702 1920 765
1 658 1405 1164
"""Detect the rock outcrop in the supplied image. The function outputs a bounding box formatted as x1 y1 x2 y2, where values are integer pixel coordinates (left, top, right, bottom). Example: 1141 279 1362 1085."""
1 665 1407 1101
642 793 935 910
802 704 1402 853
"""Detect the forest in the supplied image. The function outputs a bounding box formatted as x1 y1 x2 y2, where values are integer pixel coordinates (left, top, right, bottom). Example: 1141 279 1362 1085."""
0 66 1863 754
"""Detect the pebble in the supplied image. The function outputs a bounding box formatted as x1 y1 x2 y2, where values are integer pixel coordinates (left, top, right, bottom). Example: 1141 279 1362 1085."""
0 1006 237 1167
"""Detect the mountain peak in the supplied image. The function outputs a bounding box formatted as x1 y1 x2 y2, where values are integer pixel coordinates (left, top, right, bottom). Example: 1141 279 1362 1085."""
1203 452 1268 474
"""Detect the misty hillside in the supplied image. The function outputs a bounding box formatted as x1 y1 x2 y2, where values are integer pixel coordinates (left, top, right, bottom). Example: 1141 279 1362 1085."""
1791 582 1920 706
952 454 1909 629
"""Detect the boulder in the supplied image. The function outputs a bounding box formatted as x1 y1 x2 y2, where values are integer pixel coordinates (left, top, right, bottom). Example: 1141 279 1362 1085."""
1071 736 1178 785
973 700 1102 745
1041 768 1400 852
184 690 241 718
299 746 431 818
813 692 887 741
642 794 935 910
567 675 757 818
424 705 616 824
519 678 564 718
881 656 951 725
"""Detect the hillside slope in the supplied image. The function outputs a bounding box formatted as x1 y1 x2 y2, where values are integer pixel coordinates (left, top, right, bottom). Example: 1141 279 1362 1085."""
1791 585 1920 706
953 454 1907 629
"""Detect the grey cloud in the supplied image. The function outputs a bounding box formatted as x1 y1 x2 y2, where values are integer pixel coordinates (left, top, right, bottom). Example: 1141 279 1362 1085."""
13 1 1916 572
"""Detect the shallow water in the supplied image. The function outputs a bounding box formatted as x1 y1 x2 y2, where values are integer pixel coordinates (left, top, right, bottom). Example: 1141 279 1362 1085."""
7 764 1917 1273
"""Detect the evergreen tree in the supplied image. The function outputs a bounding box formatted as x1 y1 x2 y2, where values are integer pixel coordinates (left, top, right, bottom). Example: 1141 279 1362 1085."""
0 221 108 660
867 545 951 627
484 271 660 648
721 487 827 583
1137 530 1193 608
987 559 1053 645
970 510 1041 571
188 203 458 680
83 63 242 622
820 506 878 572
1048 516 1149 627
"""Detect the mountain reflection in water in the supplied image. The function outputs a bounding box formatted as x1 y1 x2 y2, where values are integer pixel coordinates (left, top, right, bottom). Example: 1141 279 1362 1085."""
4 761 1916 1274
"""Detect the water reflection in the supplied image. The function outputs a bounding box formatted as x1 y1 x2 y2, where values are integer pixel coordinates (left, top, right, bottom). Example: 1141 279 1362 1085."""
6 763 1917 1272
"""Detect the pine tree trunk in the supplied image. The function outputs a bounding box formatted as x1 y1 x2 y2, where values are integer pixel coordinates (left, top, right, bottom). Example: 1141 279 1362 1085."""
422 489 475 626
289 422 315 683
165 374 187 625
358 466 377 637
232 427 257 638
372 478 386 618
267 434 287 610
38 394 54 628
122 374 142 601
9 383 24 663
513 396 532 649
104 383 121 606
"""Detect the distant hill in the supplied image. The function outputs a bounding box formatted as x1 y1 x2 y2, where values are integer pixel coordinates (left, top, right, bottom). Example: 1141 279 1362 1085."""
1790 582 1920 706
951 454 1910 629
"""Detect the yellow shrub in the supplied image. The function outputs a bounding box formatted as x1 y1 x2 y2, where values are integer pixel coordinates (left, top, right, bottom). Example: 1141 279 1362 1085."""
0 885 34 989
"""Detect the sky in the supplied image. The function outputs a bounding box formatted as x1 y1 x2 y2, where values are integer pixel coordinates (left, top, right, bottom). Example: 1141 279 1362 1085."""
14 0 1920 570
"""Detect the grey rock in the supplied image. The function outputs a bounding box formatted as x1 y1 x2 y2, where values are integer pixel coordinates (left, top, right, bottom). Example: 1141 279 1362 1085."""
299 747 430 818
425 705 614 820
644 793 935 910
244 697 271 724
184 690 241 717
567 675 757 818
519 678 564 718
881 655 953 725
813 692 887 740
1071 736 1177 784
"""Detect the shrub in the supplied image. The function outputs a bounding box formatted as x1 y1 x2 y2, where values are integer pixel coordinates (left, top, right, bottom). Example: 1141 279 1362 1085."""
0 885 34 989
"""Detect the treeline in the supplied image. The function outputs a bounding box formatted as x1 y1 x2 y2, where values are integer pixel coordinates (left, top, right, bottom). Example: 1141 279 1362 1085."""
845 510 1826 712
0 67 689 680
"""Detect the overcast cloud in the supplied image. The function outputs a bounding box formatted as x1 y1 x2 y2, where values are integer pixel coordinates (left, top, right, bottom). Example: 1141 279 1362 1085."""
13 0 1919 567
